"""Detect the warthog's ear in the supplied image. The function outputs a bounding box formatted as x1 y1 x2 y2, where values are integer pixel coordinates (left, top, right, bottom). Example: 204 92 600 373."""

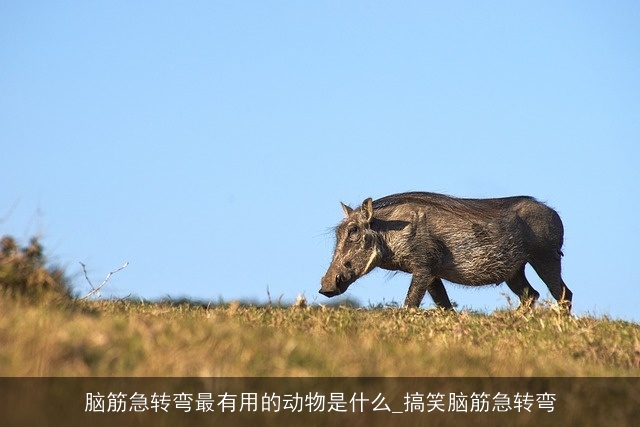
361 198 373 223
341 202 354 217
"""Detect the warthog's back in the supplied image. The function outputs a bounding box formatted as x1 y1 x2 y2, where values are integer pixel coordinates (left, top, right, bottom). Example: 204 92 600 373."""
372 192 536 218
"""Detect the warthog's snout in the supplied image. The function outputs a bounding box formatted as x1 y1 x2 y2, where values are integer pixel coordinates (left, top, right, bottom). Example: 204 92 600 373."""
319 271 352 297
319 286 341 297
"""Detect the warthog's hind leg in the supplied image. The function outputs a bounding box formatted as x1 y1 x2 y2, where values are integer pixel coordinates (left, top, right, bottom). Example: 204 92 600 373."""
530 256 573 312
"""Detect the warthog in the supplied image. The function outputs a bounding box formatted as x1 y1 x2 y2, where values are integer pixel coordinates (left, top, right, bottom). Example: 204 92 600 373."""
320 192 572 311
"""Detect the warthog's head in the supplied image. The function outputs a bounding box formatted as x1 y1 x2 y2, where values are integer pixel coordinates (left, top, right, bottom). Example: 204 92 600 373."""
320 198 382 298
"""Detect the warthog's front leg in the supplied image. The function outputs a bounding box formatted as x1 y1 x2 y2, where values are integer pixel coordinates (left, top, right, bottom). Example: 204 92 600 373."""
404 273 453 310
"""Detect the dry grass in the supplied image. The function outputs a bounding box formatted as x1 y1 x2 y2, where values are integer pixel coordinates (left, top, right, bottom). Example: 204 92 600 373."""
1 297 639 377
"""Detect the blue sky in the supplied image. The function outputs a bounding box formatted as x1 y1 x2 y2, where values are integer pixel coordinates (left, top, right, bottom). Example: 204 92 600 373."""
2 1 639 320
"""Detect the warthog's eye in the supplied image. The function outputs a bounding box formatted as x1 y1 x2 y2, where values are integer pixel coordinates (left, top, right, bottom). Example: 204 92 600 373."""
347 225 359 241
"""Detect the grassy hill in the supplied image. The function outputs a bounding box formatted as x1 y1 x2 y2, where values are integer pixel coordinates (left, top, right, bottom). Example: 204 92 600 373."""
1 296 638 377
2 296 639 426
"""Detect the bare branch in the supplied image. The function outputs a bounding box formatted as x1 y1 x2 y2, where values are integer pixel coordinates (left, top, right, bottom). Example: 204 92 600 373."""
79 262 94 290
80 261 129 300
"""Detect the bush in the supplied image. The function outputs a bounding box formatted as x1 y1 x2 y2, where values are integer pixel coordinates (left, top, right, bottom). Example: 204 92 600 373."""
0 235 71 301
